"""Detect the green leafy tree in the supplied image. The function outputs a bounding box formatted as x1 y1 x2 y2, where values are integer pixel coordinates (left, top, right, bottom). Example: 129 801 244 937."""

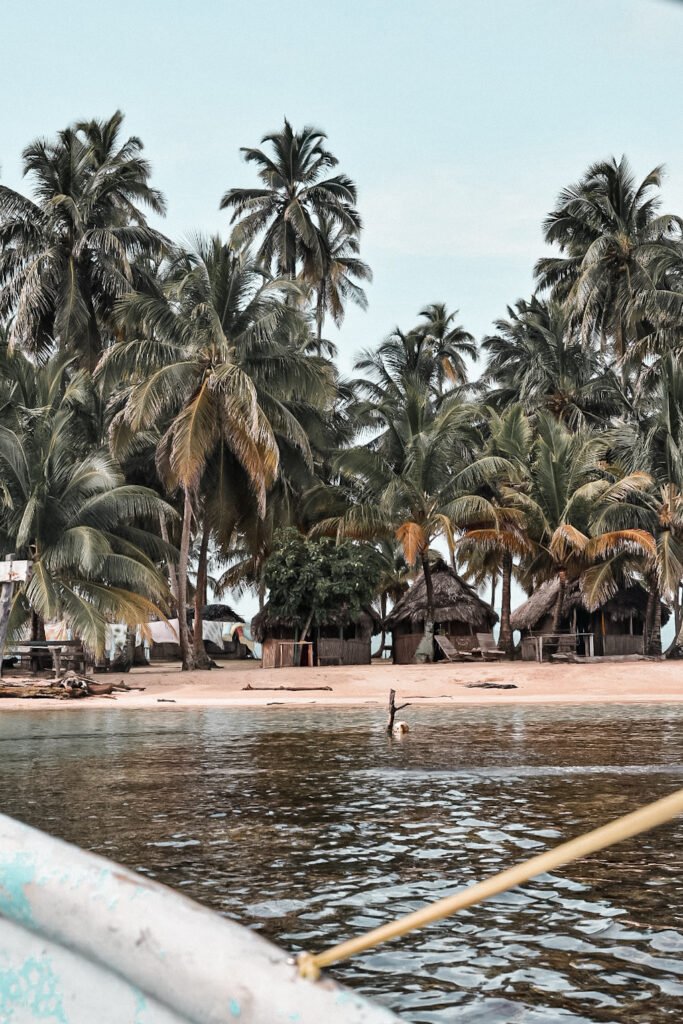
263 529 380 638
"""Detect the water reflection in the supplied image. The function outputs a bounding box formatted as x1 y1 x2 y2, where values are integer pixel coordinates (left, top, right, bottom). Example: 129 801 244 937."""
0 704 682 1022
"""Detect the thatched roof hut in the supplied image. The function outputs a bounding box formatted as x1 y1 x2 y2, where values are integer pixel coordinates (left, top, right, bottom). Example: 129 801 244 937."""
251 605 379 644
252 604 381 668
511 578 669 658
385 561 497 632
510 579 669 633
385 561 497 663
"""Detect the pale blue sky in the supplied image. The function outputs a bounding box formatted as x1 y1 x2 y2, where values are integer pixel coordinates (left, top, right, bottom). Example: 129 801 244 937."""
2 0 683 372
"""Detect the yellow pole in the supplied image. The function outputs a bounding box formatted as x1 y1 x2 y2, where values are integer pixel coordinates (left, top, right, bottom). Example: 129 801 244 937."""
298 786 683 980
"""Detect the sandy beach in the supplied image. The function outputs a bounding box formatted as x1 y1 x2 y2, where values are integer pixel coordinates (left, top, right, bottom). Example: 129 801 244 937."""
1 658 683 710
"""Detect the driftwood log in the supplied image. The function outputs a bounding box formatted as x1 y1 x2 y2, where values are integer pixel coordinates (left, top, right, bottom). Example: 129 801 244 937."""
242 684 332 692
0 672 146 700
0 684 77 699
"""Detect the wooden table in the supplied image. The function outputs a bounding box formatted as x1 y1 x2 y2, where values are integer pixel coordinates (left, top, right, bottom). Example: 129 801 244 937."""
1 640 87 678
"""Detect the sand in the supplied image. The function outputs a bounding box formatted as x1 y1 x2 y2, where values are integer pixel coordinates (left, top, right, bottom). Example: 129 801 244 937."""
1 657 683 711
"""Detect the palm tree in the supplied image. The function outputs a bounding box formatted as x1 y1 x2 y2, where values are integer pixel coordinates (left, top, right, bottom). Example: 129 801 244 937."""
535 157 683 368
0 111 168 369
301 213 372 346
512 414 655 633
600 355 683 654
415 303 476 391
458 405 534 654
482 296 626 427
0 352 173 653
102 238 319 669
221 120 361 279
317 334 509 655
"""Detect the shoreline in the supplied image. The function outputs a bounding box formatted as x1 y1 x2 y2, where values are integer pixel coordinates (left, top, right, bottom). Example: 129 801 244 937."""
1 659 683 711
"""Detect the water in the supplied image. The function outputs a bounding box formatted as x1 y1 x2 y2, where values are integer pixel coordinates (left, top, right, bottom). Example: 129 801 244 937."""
0 704 682 1023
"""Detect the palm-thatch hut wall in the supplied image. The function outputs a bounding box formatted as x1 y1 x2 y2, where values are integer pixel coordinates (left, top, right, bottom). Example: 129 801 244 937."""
251 606 379 668
384 561 498 664
510 580 669 659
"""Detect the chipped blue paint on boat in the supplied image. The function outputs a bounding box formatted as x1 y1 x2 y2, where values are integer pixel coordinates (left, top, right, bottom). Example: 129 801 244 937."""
0 852 37 927
0 814 399 1024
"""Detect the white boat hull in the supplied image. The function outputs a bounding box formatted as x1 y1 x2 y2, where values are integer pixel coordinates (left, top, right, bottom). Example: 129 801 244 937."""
0 814 399 1023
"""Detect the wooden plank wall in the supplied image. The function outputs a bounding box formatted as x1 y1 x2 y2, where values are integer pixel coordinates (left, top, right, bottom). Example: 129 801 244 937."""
318 638 371 665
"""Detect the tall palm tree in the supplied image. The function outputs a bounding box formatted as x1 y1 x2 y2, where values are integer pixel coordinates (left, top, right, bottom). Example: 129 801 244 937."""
600 355 683 653
102 238 323 669
0 111 168 369
301 213 372 346
458 405 534 654
535 157 683 368
0 352 173 653
318 334 509 655
221 120 361 279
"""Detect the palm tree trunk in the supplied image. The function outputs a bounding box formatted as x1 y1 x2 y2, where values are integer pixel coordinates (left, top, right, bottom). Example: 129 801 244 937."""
193 524 212 669
667 583 683 657
644 578 656 654
414 552 435 663
377 592 388 658
421 552 435 623
646 576 662 657
551 568 567 634
159 512 179 606
499 553 513 655
316 287 325 355
177 488 195 672
490 570 497 612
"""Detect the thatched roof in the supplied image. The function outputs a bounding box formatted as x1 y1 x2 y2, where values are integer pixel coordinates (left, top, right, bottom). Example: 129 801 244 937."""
251 604 381 643
188 603 241 622
385 561 497 630
510 579 669 631
510 579 581 631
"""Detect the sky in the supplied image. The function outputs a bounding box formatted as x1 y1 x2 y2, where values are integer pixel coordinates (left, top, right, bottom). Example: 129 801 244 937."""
2 0 682 632
2 0 683 373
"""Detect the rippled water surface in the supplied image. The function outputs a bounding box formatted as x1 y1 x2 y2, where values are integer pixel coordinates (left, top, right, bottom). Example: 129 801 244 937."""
1 703 682 1022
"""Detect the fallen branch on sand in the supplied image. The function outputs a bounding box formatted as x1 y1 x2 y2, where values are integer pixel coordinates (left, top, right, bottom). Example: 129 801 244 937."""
465 682 517 690
242 684 332 692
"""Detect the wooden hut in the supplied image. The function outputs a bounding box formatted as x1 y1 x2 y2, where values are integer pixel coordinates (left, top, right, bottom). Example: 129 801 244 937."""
511 579 669 658
251 606 380 669
384 561 498 664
